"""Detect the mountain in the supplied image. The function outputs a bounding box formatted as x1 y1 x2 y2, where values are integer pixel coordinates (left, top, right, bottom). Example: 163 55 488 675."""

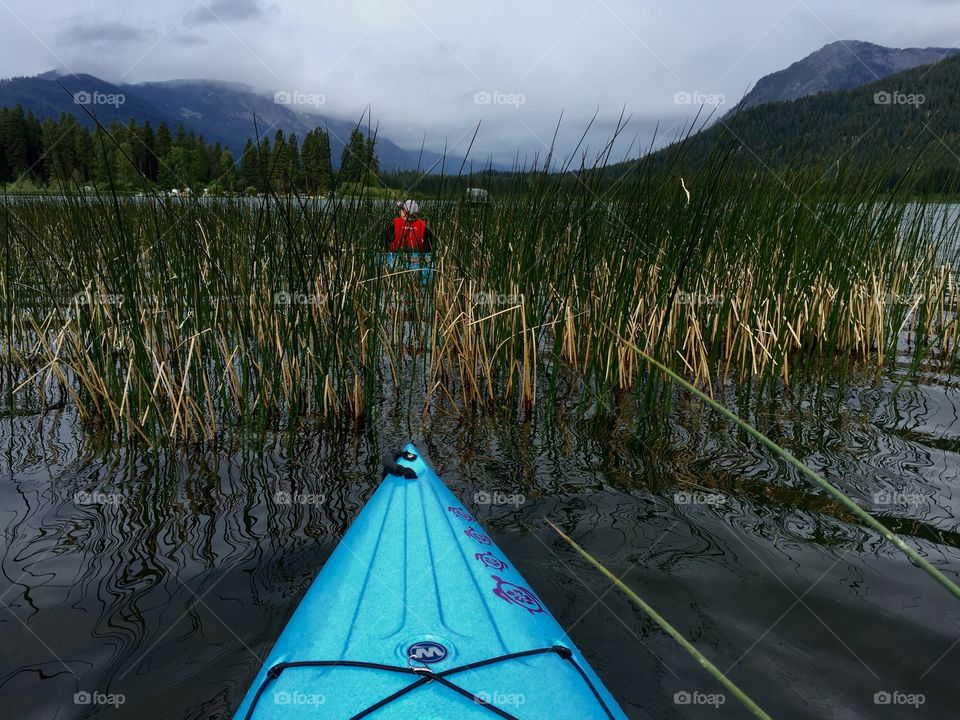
0 72 478 172
648 48 960 188
1 73 177 134
731 40 957 113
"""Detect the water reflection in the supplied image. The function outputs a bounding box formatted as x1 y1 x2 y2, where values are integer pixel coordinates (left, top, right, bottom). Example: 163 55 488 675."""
1 372 959 718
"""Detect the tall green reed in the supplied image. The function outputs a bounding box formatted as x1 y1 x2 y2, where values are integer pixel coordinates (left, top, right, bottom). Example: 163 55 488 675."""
1 121 958 443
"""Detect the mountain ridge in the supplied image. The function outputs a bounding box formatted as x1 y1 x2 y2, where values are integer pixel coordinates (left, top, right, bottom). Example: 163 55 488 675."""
730 40 957 114
640 47 960 192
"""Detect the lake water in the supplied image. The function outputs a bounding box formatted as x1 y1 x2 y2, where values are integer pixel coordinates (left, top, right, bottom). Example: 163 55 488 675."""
2 353 959 719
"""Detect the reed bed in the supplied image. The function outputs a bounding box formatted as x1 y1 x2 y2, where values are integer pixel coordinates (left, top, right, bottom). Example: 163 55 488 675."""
2 149 959 444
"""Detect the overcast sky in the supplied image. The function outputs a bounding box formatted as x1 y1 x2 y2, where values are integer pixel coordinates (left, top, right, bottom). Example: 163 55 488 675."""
1 0 958 163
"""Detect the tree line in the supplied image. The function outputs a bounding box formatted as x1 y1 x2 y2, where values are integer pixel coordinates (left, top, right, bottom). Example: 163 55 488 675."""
0 104 381 194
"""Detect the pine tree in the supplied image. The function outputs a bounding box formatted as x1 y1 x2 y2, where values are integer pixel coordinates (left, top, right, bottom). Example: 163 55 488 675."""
74 124 94 183
23 109 43 182
258 136 272 191
303 128 333 195
286 133 302 193
156 122 172 159
219 149 237 191
208 141 223 184
316 128 332 193
339 129 373 185
271 130 287 191
366 136 380 178
5 105 32 180
0 108 10 183
40 116 76 185
116 137 141 189
302 130 319 194
193 133 210 188
238 139 259 192
92 126 116 187
141 121 157 182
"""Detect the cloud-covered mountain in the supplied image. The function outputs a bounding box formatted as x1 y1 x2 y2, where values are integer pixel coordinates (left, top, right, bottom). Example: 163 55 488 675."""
0 71 483 172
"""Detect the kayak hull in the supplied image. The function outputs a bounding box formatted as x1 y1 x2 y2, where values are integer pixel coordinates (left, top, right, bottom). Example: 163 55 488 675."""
233 444 627 719
385 252 433 284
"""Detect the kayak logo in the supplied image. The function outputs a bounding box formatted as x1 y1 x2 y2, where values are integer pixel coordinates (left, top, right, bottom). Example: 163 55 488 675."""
447 506 474 522
464 527 492 545
475 551 508 571
491 576 544 614
408 641 448 664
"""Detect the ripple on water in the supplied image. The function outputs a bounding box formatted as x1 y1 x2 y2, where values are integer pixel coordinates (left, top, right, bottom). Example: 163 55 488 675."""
1 383 959 718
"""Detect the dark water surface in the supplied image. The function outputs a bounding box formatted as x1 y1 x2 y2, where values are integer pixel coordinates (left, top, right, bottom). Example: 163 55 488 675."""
2 371 960 719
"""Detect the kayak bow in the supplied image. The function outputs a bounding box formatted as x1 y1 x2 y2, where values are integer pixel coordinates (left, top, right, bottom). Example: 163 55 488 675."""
233 444 627 719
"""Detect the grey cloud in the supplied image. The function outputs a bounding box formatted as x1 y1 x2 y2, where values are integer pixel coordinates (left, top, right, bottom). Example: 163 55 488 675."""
184 0 268 26
171 33 208 47
58 20 147 46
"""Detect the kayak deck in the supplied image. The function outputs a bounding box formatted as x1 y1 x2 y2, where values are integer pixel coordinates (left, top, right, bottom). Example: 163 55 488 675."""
233 444 627 719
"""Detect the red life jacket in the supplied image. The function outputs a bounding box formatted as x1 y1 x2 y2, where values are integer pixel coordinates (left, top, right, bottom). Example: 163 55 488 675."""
389 217 429 252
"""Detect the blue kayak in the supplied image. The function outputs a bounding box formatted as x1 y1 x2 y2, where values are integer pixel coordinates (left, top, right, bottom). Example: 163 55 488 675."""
232 444 627 719
385 252 433 285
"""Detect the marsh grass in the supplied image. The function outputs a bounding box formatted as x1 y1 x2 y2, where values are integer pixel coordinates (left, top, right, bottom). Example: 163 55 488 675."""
2 130 959 444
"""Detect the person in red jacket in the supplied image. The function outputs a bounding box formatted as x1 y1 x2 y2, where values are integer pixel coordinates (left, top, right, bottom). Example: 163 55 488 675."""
383 200 433 253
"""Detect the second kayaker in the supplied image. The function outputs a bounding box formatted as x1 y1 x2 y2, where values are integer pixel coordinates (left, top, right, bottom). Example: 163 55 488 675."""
383 199 433 253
